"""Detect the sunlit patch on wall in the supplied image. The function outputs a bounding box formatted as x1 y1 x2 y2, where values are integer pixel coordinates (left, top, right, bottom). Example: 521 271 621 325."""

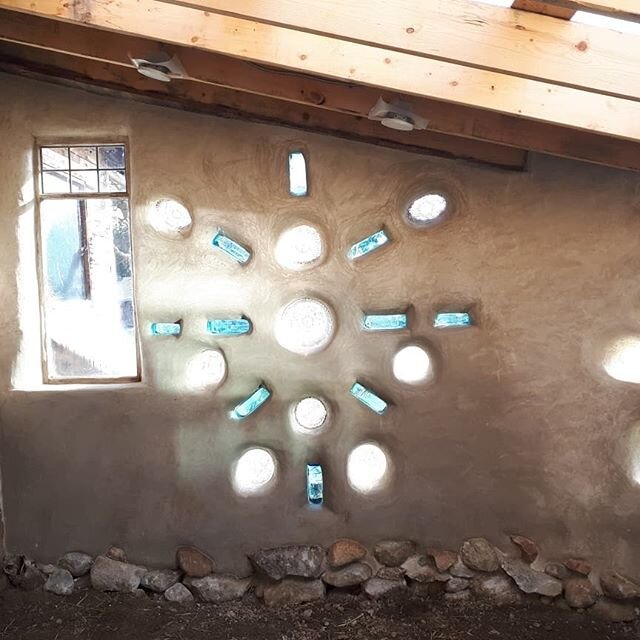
232 447 277 496
150 199 192 237
186 349 226 389
275 224 324 271
406 193 448 227
290 396 328 434
393 344 432 384
347 442 389 494
275 297 335 355
288 151 308 197
603 336 640 384
212 228 252 264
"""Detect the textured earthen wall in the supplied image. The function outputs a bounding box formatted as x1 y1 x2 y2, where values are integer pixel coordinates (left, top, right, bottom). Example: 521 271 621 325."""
0 73 639 575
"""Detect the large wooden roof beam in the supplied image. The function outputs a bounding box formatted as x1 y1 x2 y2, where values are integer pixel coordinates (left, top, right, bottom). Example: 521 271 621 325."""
0 41 529 169
540 1 640 22
512 0 576 20
2 9 640 171
164 0 639 100
0 0 639 144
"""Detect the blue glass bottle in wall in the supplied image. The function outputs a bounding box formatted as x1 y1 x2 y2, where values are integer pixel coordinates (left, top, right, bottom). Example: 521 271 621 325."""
306 464 323 506
207 318 252 336
350 381 388 415
150 321 182 337
362 313 408 332
288 151 308 197
229 383 272 420
212 229 252 264
434 312 472 328
347 229 390 260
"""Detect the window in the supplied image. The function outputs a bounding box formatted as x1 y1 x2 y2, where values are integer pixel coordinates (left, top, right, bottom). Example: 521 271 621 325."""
406 193 448 227
347 443 390 494
275 224 324 271
290 396 329 434
392 344 433 385
275 297 335 355
288 151 308 197
232 448 277 496
36 143 139 383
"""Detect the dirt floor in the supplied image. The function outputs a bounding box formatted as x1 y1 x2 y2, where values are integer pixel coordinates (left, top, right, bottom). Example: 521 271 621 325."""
0 588 638 640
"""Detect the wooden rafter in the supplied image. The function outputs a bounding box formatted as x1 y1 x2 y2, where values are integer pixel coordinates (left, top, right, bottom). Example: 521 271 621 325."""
162 0 639 100
512 0 576 19
540 0 640 21
0 43 530 169
1 10 640 171
0 0 639 145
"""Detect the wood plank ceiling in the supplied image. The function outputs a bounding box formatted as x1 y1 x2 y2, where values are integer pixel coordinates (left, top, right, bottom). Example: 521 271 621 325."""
0 0 638 171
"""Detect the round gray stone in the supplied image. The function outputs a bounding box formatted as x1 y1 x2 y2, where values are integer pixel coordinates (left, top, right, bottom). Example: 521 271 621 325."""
58 552 93 578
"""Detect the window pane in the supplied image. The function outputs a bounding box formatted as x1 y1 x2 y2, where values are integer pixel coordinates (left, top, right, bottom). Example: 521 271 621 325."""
40 198 138 380
40 200 87 301
70 170 99 193
99 170 126 193
98 145 126 169
42 170 70 194
70 146 97 170
41 147 69 171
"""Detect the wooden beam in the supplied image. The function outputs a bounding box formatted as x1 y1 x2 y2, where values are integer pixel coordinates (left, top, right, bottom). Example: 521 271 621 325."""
2 10 640 171
0 1 639 144
539 1 640 21
163 0 640 100
0 42 529 169
512 0 576 20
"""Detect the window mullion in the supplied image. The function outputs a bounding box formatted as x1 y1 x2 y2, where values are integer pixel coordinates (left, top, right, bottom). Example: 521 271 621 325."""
77 199 92 300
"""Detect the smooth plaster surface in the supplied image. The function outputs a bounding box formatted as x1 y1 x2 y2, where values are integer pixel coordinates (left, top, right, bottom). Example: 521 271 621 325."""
1 73 640 574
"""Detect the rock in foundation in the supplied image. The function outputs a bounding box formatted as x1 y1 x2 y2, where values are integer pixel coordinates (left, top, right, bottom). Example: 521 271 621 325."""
426 548 458 573
251 545 325 580
564 558 591 576
509 535 539 564
141 569 182 593
183 574 250 602
401 555 448 583
374 541 415 567
501 557 562 597
600 570 640 600
90 555 146 593
460 538 499 573
263 577 325 606
445 577 470 593
176 546 214 578
362 576 407 599
44 568 74 596
58 552 93 577
322 563 372 587
564 577 597 609
164 582 194 604
472 575 522 605
327 539 367 568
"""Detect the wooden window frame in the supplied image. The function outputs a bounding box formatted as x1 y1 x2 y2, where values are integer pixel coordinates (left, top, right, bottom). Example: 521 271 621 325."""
33 137 142 385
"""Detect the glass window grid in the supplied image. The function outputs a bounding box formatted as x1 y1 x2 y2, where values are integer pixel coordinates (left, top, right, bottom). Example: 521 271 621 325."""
36 141 139 384
40 144 128 197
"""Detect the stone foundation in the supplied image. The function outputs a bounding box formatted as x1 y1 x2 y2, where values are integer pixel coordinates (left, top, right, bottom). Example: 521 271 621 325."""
3 535 640 622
